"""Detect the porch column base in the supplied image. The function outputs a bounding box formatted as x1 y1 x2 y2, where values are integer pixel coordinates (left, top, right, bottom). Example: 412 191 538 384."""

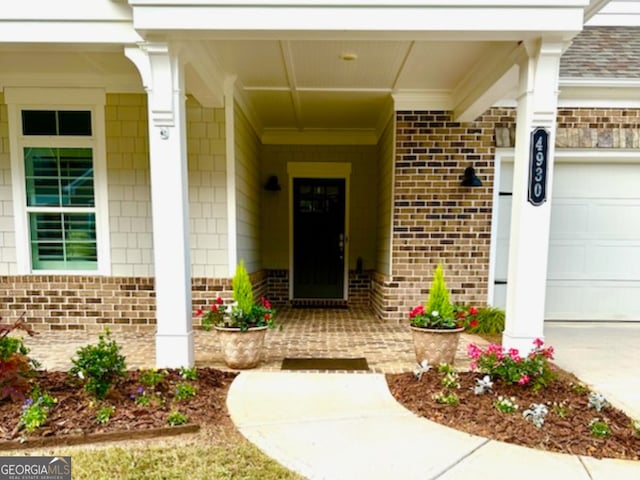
502 332 543 356
155 331 194 368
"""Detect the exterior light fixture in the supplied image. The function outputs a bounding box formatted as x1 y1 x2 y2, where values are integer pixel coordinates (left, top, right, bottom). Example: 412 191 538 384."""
461 166 483 187
264 175 281 191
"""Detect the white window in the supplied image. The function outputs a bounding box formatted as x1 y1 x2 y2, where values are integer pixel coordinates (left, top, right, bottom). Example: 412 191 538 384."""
6 88 110 274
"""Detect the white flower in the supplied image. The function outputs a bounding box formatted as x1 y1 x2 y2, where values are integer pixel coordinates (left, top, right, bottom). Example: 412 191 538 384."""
431 310 439 317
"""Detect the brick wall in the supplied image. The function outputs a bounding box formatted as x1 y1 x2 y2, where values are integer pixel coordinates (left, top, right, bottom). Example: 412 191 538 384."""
0 271 271 332
495 108 640 148
372 110 496 322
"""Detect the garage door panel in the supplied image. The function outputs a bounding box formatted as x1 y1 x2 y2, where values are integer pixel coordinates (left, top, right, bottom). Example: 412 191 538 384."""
546 281 640 320
547 243 586 277
550 203 588 237
589 243 640 279
590 203 640 237
548 241 640 280
554 164 640 198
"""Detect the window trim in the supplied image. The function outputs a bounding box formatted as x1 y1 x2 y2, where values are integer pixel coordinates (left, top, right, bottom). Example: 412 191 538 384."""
6 88 111 275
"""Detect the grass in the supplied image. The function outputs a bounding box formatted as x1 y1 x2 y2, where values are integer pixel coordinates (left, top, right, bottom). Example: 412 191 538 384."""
2 426 303 480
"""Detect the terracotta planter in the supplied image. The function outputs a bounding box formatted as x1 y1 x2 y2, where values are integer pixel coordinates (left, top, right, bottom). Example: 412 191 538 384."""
410 326 464 366
214 325 268 369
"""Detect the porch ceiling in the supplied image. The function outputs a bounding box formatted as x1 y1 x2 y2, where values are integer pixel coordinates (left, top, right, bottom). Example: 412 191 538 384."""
195 38 509 140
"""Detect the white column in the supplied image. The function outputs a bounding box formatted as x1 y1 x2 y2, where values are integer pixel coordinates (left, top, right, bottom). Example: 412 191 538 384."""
125 43 194 368
502 39 563 354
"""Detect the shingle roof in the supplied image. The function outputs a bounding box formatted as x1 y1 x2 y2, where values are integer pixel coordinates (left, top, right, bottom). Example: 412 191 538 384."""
560 26 640 79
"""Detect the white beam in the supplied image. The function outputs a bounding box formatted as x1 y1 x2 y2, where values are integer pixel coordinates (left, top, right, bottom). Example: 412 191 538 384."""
453 42 524 122
180 41 225 109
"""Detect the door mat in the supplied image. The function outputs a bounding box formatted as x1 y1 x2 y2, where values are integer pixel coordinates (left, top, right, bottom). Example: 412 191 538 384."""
281 357 369 371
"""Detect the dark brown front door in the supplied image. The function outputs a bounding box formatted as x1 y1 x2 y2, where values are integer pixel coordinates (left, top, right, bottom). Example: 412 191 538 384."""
293 178 345 299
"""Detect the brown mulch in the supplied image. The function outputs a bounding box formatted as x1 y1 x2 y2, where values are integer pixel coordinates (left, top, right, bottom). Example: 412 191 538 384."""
0 368 236 444
387 369 640 461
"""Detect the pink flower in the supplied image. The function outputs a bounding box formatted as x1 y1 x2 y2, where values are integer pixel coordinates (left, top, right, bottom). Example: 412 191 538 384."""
517 374 530 385
261 297 272 309
467 343 482 360
469 360 478 371
542 346 555 359
409 305 425 318
533 338 544 348
508 348 521 362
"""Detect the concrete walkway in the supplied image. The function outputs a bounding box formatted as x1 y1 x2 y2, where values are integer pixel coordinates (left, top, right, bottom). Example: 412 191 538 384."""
228 372 640 480
546 322 640 420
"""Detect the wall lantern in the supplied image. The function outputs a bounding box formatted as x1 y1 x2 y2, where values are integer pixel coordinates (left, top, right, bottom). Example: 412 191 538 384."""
460 166 483 187
264 175 281 191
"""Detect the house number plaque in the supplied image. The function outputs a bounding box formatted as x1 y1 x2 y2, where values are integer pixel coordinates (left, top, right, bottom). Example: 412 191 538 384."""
528 127 549 206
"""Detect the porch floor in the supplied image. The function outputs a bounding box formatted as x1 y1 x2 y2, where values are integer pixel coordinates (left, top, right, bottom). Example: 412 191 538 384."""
22 307 485 373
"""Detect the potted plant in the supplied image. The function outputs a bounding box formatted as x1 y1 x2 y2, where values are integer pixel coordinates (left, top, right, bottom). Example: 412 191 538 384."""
409 264 478 366
195 260 275 369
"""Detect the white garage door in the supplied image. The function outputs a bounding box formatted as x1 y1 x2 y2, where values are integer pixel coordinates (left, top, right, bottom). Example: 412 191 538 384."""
494 157 640 321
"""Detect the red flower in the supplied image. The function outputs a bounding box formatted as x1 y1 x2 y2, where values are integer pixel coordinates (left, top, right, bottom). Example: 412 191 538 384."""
469 319 479 328
409 305 425 318
261 297 272 309
469 306 478 315
211 304 218 313
216 297 224 305
195 308 204 317
264 313 271 321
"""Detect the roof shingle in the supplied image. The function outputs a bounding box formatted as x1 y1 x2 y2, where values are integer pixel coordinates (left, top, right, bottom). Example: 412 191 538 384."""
560 26 640 79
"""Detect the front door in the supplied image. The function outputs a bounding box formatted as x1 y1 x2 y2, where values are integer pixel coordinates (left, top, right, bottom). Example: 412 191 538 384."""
293 178 346 299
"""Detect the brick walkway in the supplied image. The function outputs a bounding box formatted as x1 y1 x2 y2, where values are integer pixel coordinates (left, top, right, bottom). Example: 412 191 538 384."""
22 307 485 373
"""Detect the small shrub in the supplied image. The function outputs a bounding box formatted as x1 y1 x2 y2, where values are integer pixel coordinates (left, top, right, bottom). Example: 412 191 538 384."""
96 404 115 424
571 382 588 395
70 329 126 400
441 372 460 389
179 367 198 381
631 419 640 438
0 314 39 402
425 264 453 321
233 260 254 317
140 369 166 388
174 382 197 401
523 403 549 428
465 306 505 335
494 396 518 414
20 391 57 432
414 360 431 381
588 392 609 413
131 386 164 408
433 391 459 406
552 401 570 419
167 410 188 426
589 418 611 437
473 375 493 395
